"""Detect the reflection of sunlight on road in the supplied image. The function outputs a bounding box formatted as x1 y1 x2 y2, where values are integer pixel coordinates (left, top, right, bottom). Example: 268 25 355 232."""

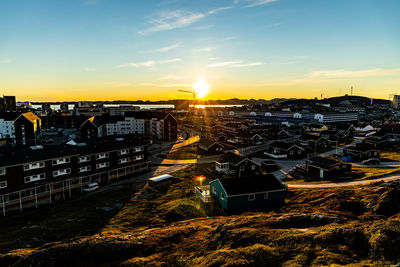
153 135 200 175
169 136 200 152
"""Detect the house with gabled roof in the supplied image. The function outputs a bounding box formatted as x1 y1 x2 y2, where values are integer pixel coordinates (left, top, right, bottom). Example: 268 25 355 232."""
306 156 352 179
209 174 286 212
342 145 380 162
15 112 42 146
264 141 306 159
80 116 103 140
215 152 260 176
198 137 224 154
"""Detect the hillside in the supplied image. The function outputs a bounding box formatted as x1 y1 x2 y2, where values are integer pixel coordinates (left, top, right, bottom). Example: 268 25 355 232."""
1 165 400 266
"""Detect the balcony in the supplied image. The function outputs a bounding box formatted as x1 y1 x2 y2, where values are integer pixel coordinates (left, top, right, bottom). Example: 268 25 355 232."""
195 185 212 203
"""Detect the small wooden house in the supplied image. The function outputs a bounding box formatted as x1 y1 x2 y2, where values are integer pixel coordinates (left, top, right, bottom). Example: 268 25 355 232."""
306 156 352 179
198 137 224 154
209 174 286 212
264 141 306 159
215 152 260 176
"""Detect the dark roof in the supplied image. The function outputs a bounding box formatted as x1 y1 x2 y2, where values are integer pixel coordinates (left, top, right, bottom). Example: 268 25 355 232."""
269 141 301 150
344 145 378 152
216 174 285 196
216 152 246 165
335 123 354 131
20 112 40 123
261 160 277 165
199 137 222 148
300 133 326 141
85 116 102 128
0 137 148 167
308 156 340 169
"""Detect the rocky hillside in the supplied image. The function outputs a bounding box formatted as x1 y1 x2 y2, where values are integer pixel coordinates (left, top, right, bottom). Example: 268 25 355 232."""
2 171 400 266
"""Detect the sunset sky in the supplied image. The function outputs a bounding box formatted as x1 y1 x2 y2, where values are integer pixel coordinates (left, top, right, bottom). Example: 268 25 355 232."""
0 0 399 101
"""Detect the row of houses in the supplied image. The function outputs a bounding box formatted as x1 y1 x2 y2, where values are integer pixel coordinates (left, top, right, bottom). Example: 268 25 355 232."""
196 152 286 212
80 111 177 141
0 112 41 145
0 137 150 215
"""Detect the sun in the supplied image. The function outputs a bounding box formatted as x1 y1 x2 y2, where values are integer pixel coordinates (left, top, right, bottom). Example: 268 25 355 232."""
193 79 209 98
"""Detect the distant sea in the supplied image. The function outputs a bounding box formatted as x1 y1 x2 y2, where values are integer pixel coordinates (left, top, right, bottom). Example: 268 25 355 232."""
31 104 243 111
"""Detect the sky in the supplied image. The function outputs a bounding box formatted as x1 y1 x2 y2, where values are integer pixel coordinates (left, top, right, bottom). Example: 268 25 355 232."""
0 0 399 102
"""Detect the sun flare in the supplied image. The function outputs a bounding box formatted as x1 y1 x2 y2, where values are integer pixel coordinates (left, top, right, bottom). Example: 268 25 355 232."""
193 79 209 98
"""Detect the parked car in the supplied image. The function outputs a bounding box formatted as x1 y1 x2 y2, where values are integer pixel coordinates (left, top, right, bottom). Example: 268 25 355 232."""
82 182 99 192
362 158 380 165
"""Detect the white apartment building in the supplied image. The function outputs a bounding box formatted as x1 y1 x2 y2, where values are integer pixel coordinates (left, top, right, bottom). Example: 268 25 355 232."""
0 118 15 139
105 117 146 136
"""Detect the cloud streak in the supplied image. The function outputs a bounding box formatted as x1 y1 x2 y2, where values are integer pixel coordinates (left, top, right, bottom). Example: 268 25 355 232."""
308 68 400 79
244 0 279 8
208 61 263 68
138 6 233 34
116 58 182 68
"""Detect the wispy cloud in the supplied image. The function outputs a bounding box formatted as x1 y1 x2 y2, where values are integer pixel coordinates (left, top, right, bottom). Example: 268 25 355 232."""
208 6 233 14
244 0 279 8
140 82 191 87
138 10 206 34
193 47 215 52
161 58 182 63
138 6 233 34
117 61 156 68
84 67 96 72
266 22 282 28
155 43 181 52
116 58 182 68
160 74 186 80
308 68 400 79
294 55 309 59
163 84 192 87
0 59 11 64
208 61 263 68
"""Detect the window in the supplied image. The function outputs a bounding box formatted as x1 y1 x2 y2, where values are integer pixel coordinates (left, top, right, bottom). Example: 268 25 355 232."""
289 150 294 155
134 155 144 161
118 149 129 156
251 165 256 170
52 157 70 166
53 168 71 177
79 166 91 173
248 194 255 201
0 181 7 189
118 158 129 164
78 156 90 163
134 146 143 152
264 192 269 199
0 168 5 176
96 162 110 169
24 173 45 183
240 166 245 171
23 162 45 171
221 193 225 200
212 186 216 194
96 153 109 160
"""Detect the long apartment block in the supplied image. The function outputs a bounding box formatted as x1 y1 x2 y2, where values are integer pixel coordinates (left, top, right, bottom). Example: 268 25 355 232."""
0 137 150 215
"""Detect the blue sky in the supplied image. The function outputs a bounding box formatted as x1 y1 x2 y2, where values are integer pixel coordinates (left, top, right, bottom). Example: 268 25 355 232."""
0 0 399 101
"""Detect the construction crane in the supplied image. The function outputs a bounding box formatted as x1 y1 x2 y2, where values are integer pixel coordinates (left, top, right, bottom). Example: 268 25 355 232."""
177 89 196 107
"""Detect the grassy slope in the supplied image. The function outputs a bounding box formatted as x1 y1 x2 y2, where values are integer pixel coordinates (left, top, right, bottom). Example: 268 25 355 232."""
1 165 400 266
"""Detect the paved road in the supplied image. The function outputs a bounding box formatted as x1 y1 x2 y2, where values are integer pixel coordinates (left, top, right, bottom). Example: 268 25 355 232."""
287 174 400 189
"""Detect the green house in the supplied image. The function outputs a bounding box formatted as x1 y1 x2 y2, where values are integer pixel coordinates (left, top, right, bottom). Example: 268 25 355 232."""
209 174 286 212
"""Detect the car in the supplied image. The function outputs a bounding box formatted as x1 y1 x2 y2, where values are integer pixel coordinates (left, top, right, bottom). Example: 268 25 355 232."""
362 158 380 165
82 182 99 192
